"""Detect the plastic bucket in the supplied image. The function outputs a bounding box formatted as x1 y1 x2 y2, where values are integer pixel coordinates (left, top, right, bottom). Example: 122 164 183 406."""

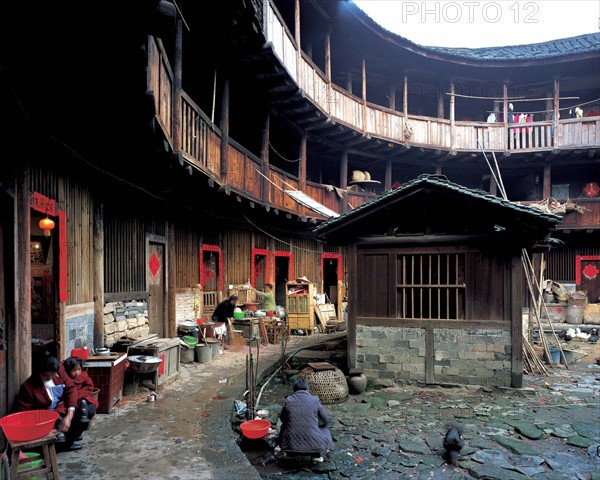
180 346 195 364
546 348 560 364
195 344 212 364
561 350 574 365
206 338 220 359
566 305 584 324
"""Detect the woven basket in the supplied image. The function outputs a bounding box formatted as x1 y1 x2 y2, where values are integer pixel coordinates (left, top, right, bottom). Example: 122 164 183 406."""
583 304 600 324
299 366 349 405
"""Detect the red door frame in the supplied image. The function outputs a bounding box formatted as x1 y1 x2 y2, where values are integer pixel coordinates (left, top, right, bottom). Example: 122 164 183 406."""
576 255 600 286
251 248 271 286
274 251 294 281
199 244 223 292
32 192 68 302
321 253 342 284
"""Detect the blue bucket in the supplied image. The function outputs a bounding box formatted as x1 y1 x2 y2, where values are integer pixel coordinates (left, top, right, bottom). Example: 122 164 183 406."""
546 348 560 364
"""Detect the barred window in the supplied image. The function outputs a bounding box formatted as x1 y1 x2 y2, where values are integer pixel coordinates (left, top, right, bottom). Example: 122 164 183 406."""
396 253 465 319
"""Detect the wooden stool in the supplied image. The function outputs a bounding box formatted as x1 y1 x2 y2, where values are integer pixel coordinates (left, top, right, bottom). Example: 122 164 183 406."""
8 434 61 480
325 324 337 334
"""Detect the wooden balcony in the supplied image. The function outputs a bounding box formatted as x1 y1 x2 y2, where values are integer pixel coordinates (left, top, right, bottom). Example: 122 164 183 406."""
264 1 600 154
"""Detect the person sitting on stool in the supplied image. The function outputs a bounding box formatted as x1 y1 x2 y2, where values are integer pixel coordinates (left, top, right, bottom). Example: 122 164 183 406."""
13 351 88 451
277 379 334 459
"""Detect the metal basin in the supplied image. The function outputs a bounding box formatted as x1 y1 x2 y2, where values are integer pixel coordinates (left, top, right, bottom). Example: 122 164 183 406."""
127 355 163 373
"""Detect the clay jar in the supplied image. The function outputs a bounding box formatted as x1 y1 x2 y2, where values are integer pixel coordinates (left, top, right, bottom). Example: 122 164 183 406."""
347 371 367 394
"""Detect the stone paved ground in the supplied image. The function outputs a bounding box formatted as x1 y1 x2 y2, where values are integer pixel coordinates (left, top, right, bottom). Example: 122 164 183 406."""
246 340 600 480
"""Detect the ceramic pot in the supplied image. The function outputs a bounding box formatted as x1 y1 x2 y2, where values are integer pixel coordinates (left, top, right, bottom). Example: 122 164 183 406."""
347 373 367 394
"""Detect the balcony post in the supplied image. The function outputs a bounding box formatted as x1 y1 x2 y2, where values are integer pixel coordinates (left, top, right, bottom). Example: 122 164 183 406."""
325 29 331 82
543 163 551 199
299 132 307 191
261 111 270 203
385 157 392 191
346 71 352 94
340 150 348 213
553 78 560 147
362 58 367 131
437 92 444 119
503 84 509 151
219 76 230 179
450 81 455 152
172 14 183 153
295 0 301 76
403 74 408 115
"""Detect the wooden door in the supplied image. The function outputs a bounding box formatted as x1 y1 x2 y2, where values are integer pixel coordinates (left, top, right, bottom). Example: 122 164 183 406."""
147 242 166 337
576 255 600 303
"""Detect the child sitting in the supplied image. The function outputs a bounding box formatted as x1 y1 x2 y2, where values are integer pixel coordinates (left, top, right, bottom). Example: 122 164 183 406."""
63 357 98 427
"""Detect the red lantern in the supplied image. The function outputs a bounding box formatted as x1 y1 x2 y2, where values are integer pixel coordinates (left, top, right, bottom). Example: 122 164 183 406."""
39 216 55 237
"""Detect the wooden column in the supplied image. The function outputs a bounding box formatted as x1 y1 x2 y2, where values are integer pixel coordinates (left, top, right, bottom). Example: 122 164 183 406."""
435 162 442 175
490 176 498 196
449 81 456 152
167 221 176 338
16 167 30 384
503 84 509 150
325 30 331 82
340 149 348 213
346 241 358 369
553 78 560 147
299 133 307 191
345 71 352 94
437 93 444 119
171 15 183 153
93 201 104 349
388 83 396 110
384 157 392 191
361 58 367 131
403 74 408 115
260 111 270 203
294 0 301 76
543 163 552 199
510 253 523 387
219 76 230 179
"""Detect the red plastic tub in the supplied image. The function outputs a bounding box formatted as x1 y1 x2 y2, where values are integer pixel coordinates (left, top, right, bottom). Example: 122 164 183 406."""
0 410 59 442
240 419 271 439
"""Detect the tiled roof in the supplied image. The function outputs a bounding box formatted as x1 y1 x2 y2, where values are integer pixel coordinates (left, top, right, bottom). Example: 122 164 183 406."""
350 2 600 62
314 174 562 234
425 33 600 61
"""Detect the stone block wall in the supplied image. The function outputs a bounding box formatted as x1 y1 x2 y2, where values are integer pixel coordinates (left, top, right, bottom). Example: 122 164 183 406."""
433 328 512 387
175 287 199 324
355 325 512 388
103 300 150 347
356 326 425 387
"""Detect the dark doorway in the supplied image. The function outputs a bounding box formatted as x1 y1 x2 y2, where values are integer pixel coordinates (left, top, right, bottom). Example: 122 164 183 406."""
323 256 339 313
275 256 290 307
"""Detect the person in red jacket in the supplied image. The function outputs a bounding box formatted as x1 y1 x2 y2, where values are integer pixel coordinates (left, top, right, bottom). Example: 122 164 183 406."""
13 351 86 451
63 357 98 426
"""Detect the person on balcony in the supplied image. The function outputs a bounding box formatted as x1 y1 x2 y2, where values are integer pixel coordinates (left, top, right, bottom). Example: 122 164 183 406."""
253 283 276 315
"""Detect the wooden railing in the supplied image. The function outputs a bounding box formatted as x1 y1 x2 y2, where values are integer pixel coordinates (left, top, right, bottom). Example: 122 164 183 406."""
265 2 600 153
148 36 173 143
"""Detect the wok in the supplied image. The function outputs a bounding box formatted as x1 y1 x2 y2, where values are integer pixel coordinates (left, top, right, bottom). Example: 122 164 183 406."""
127 355 163 373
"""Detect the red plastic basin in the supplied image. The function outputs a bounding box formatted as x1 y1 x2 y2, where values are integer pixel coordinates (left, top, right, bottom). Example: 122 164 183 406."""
0 410 59 442
71 348 90 359
240 419 271 439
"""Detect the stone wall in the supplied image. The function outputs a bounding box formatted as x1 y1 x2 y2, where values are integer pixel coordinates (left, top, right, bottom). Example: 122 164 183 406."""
433 328 512 387
103 300 150 347
355 325 512 388
175 287 200 324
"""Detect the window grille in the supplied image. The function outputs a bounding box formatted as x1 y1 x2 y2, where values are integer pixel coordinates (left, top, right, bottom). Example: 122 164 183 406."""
396 253 465 319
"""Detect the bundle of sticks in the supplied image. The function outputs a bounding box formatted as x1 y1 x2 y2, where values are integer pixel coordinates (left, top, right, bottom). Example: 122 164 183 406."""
523 336 549 375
